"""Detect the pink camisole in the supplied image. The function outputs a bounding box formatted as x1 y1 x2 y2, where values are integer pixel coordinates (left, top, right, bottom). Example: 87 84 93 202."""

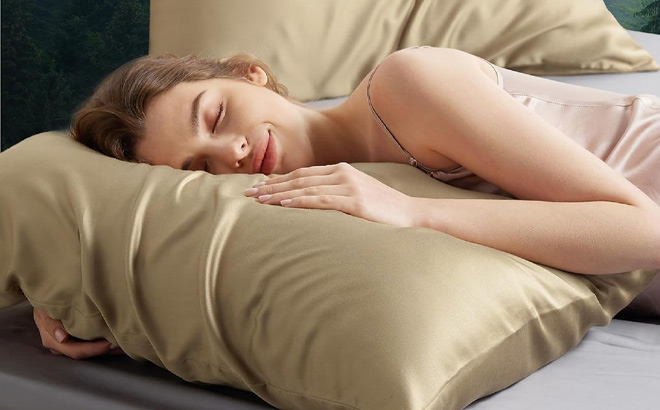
366 54 660 317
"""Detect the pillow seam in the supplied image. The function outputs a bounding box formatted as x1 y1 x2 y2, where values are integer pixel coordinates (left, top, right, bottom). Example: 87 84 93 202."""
21 290 102 318
422 295 594 410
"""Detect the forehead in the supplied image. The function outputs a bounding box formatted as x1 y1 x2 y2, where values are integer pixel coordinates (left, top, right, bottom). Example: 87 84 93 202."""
154 78 213 106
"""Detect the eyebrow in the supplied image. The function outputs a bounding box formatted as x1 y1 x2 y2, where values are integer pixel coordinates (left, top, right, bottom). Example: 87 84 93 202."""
181 90 206 170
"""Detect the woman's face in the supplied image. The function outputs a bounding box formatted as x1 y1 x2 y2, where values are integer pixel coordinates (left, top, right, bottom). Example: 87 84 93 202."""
137 68 313 175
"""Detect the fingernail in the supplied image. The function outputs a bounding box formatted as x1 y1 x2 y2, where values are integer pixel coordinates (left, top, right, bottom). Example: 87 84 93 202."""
244 188 259 196
281 199 292 206
258 194 272 202
109 343 118 350
55 329 66 343
252 182 266 187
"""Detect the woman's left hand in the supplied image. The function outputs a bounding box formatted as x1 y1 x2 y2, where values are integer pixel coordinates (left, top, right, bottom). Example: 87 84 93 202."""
244 163 416 227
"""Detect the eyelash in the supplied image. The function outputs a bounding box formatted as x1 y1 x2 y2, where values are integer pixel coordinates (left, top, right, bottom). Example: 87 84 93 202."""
211 102 224 133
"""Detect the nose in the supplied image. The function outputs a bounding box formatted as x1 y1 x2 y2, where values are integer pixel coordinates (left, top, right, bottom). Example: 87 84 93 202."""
209 135 249 173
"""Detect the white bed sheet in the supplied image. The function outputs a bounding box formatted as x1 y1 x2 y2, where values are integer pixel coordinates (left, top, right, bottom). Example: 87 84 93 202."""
467 319 660 410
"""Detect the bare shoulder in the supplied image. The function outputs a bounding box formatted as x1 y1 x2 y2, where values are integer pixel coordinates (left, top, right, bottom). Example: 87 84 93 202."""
360 47 493 168
377 47 473 76
346 47 492 113
371 47 496 102
338 47 498 168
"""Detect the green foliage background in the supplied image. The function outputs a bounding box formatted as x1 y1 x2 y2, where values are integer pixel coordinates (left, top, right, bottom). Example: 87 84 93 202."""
1 0 659 151
1 0 149 150
605 0 660 32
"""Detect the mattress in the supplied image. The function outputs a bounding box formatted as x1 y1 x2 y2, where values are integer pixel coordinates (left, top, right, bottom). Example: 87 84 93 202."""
1 30 659 410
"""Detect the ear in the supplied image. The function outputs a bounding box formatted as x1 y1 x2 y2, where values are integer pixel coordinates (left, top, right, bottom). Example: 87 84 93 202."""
245 65 268 87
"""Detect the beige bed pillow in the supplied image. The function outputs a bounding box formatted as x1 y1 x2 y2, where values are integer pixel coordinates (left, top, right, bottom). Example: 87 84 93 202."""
149 0 658 101
150 0 414 101
401 0 659 76
1 132 656 410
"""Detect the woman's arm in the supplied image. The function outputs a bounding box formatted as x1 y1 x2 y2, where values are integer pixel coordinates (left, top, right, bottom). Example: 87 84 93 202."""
248 163 660 274
365 47 660 274
247 48 660 274
411 196 660 274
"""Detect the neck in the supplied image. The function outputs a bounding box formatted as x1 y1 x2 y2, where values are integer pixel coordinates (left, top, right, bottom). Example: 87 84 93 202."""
298 103 372 166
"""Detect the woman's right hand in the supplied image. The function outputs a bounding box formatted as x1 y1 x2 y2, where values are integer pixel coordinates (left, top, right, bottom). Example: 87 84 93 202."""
33 308 124 359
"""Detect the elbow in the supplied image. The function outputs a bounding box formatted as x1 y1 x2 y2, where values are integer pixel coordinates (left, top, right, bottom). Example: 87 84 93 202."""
647 208 660 269
653 229 660 269
624 203 660 271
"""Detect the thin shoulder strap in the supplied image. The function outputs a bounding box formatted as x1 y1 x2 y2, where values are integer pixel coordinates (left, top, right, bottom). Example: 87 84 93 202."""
366 64 442 175
366 66 420 168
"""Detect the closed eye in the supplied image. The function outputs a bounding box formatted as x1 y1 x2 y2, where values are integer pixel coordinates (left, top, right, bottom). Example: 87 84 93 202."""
211 102 224 133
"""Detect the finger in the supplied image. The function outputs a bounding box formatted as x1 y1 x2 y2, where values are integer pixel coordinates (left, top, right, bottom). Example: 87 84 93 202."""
108 347 126 356
262 164 339 185
35 325 109 359
262 162 359 190
34 309 116 359
50 339 114 360
34 308 69 343
245 175 339 198
256 185 347 205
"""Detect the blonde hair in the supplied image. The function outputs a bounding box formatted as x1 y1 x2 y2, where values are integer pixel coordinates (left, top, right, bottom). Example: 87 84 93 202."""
71 54 288 162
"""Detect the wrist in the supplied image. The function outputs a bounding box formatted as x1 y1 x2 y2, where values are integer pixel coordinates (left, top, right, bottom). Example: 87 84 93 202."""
407 197 449 231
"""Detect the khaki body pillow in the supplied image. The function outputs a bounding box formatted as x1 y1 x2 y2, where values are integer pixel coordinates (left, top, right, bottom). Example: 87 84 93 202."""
1 133 656 410
149 0 658 101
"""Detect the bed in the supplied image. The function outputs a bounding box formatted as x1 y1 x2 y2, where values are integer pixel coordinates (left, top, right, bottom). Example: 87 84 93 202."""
2 302 659 410
1 1 659 409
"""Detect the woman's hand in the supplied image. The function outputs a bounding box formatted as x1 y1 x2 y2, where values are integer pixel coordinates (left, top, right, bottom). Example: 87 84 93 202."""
244 163 416 227
33 308 124 359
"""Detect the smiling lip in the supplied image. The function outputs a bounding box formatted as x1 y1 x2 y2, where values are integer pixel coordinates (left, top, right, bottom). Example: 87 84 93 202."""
252 130 277 174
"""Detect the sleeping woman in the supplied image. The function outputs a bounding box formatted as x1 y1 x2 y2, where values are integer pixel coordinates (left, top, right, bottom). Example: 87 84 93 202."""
32 47 660 359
